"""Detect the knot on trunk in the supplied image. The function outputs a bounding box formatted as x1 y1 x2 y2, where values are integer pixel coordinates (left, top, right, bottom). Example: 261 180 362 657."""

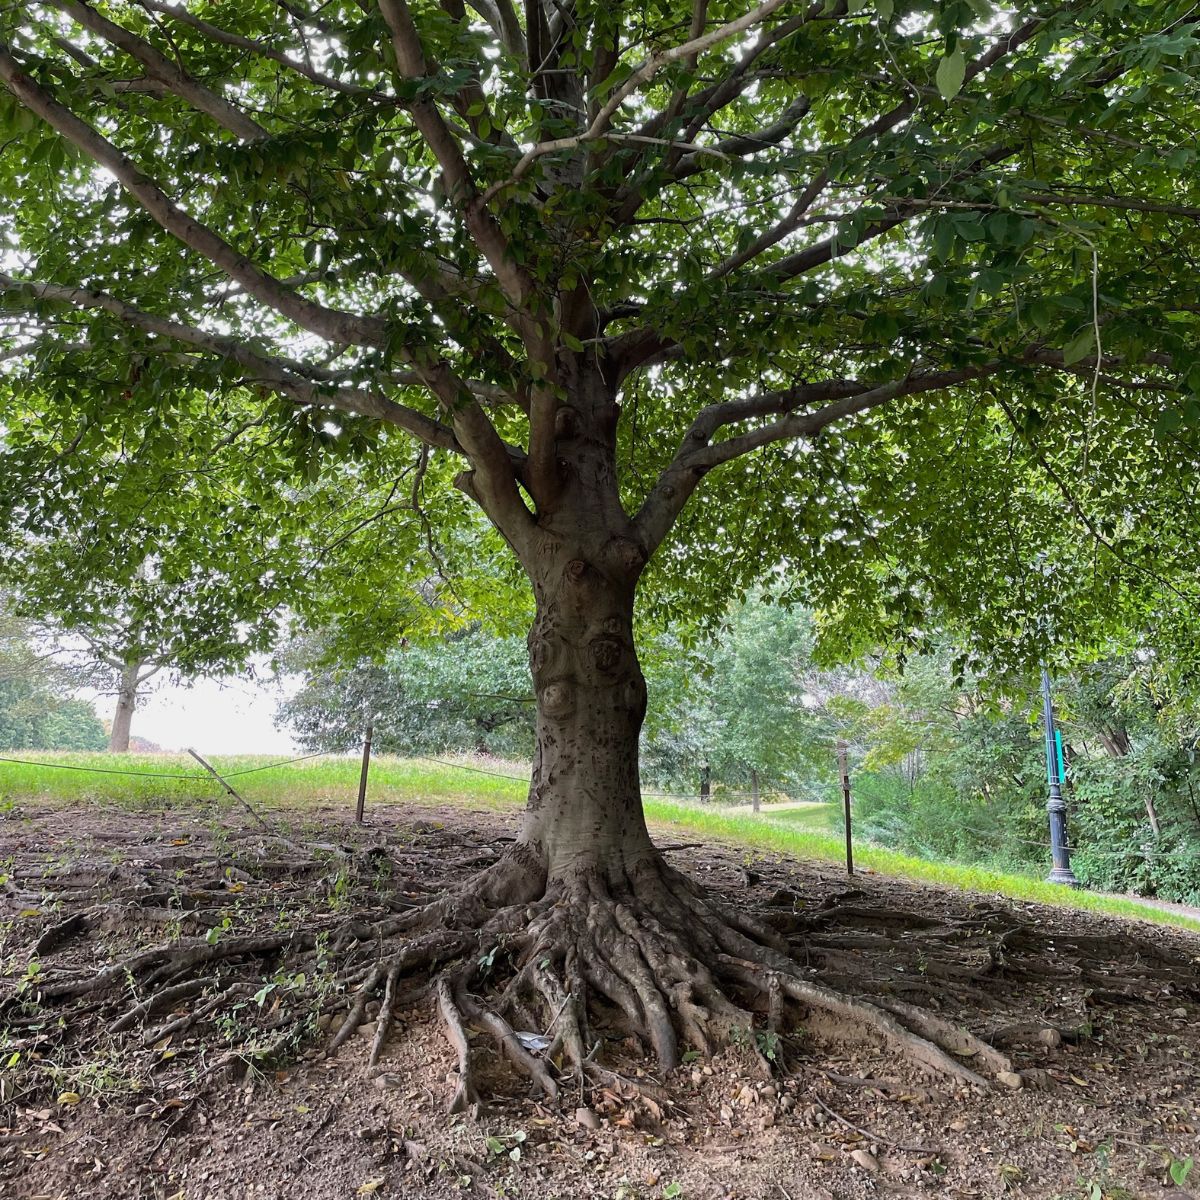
541 681 576 718
589 634 623 674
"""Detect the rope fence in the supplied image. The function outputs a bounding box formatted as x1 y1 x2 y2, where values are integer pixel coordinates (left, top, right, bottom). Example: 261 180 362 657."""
0 749 328 781
2 749 1195 862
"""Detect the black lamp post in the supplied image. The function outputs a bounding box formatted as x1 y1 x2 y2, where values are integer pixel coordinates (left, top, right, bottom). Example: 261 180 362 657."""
1040 667 1079 886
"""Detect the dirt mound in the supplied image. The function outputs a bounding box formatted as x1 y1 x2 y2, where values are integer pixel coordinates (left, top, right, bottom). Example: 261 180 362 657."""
2 802 1198 1199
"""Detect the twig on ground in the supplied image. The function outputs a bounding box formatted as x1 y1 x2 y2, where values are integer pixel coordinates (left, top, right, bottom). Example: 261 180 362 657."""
813 1093 938 1155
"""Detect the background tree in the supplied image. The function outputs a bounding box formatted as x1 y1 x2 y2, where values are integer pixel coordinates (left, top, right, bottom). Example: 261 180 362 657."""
3 0 1200 1102
702 595 824 808
281 625 534 758
0 602 107 751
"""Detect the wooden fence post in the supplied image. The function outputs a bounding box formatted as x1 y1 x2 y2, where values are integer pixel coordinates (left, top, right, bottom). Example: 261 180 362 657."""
837 739 854 876
355 721 374 824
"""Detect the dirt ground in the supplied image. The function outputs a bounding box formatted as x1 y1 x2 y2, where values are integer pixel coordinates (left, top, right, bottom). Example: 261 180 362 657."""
2 800 1198 1200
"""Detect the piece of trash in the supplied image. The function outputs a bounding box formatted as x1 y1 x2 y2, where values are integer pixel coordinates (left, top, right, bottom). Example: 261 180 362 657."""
514 1031 553 1053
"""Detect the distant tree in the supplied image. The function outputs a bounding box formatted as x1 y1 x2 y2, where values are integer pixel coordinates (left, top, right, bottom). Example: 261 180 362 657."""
281 625 533 758
37 699 110 752
0 604 106 751
704 597 826 808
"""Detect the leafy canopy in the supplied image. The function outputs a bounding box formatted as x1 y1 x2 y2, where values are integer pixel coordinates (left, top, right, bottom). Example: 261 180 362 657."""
1 0 1198 668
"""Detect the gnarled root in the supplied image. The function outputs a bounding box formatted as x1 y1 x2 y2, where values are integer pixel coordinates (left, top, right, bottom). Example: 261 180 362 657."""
385 850 1025 1111
7 843 1056 1111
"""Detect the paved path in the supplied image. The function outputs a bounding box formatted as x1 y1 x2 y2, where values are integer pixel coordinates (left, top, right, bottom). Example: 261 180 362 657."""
1114 892 1200 923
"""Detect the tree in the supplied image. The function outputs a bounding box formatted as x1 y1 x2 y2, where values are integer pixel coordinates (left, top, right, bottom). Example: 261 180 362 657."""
703 595 823 808
3 0 1200 1102
0 604 107 751
281 625 534 757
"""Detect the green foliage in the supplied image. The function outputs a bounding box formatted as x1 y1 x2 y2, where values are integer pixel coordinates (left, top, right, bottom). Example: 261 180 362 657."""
0 607 106 751
642 592 833 797
823 643 1200 902
0 0 1198 687
1057 658 1200 904
280 625 535 759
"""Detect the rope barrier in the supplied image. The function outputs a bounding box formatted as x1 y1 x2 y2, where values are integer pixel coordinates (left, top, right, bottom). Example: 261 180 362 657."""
2 751 1195 861
0 755 200 779
0 749 327 781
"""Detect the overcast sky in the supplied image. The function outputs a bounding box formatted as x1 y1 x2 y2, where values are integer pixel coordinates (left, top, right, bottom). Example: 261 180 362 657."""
88 669 299 754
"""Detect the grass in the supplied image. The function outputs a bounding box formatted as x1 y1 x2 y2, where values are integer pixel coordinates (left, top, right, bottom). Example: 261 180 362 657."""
0 749 526 809
758 803 836 832
3 750 1199 936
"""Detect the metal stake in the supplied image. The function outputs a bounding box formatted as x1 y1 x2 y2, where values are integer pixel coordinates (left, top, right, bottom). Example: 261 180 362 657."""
837 739 854 876
355 721 374 824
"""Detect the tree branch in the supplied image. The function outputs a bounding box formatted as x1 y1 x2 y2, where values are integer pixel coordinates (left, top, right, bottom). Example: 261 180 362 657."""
377 0 539 324
46 0 269 140
0 40 384 349
0 274 461 452
634 363 1004 553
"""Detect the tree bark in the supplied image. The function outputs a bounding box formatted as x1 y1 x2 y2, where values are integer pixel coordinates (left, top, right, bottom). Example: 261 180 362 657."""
751 767 760 813
503 361 657 883
699 763 711 803
518 558 653 880
108 658 142 753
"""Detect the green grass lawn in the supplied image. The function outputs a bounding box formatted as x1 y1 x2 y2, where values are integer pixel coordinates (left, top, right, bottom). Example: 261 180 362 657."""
3 751 1199 935
759 803 836 832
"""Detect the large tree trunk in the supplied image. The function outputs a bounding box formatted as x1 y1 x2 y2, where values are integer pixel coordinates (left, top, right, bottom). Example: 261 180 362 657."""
108 659 141 753
519 566 653 880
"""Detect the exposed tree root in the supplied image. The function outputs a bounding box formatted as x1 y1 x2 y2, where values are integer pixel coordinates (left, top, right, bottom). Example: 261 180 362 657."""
7 832 1197 1117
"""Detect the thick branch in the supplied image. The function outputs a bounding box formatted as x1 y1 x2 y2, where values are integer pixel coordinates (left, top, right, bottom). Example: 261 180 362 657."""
377 0 538 324
47 0 269 140
0 41 383 349
0 274 460 452
634 364 1004 553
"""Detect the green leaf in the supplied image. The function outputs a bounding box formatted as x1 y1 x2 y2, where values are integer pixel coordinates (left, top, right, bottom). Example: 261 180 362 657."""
936 47 966 100
1061 326 1095 367
1154 407 1183 439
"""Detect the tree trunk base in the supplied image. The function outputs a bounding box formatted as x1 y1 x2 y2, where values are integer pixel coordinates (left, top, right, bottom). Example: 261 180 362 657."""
11 808 1200 1121
17 838 1148 1114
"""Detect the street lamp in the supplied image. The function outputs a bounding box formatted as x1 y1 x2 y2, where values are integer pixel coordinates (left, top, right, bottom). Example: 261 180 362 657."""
1040 667 1079 886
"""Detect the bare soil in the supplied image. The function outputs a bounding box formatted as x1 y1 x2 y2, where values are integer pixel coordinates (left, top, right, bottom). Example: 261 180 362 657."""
2 801 1198 1200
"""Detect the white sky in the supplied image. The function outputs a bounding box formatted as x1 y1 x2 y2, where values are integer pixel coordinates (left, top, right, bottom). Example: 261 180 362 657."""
87 669 300 754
